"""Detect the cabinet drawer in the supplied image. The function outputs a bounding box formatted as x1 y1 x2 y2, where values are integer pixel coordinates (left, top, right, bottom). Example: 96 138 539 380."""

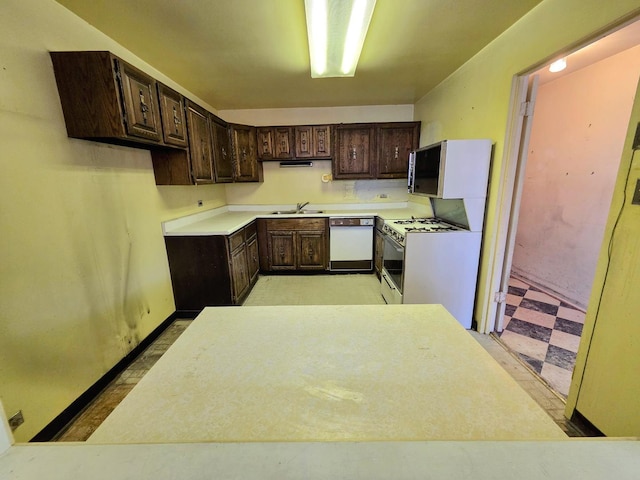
266 218 326 231
228 229 245 251
245 221 257 241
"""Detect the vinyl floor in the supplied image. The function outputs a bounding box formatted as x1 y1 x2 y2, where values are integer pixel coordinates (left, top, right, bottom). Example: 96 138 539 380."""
497 276 585 398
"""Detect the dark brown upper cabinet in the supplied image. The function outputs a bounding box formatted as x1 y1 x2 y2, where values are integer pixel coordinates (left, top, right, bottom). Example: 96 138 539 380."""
257 127 294 160
185 100 214 184
333 124 376 179
230 124 263 182
157 83 188 148
376 122 420 179
295 125 332 159
50 51 164 147
210 116 234 183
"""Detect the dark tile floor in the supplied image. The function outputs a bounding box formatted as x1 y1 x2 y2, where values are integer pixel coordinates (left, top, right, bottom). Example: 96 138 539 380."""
497 276 585 397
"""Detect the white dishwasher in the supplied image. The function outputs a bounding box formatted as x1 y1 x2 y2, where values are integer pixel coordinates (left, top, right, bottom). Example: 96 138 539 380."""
329 217 375 271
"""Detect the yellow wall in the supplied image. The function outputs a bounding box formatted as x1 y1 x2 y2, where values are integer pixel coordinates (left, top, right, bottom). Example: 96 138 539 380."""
0 0 226 441
413 0 640 428
414 0 640 328
219 106 414 205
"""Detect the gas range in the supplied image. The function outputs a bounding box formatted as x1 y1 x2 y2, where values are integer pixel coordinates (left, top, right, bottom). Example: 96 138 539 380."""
382 217 465 246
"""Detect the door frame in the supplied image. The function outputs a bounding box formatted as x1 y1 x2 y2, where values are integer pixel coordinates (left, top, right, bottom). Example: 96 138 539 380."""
477 16 640 335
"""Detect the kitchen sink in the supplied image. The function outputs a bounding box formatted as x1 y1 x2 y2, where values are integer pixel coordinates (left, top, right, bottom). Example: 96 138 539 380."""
270 210 324 215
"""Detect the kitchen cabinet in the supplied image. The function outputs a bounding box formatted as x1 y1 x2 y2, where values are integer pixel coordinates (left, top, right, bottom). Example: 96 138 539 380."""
377 122 420 179
50 51 164 146
157 83 188 148
333 124 376 179
152 111 234 186
231 124 263 182
185 100 215 184
294 125 332 159
333 122 420 180
211 116 234 183
258 218 328 271
257 127 294 160
164 222 259 312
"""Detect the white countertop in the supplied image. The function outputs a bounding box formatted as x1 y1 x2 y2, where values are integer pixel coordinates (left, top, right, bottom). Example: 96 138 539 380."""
88 304 566 444
3 440 640 479
162 202 432 236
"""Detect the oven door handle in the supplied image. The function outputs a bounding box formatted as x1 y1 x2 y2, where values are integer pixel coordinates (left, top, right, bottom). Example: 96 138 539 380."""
382 272 395 290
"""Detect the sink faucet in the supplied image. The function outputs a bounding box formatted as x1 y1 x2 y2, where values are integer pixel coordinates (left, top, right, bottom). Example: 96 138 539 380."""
296 201 310 213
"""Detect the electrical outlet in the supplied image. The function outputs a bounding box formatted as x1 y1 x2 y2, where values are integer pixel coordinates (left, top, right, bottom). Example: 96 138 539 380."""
197 200 203 207
9 410 24 431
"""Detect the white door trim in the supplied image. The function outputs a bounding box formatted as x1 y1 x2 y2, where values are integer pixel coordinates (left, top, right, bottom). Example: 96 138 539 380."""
476 75 531 333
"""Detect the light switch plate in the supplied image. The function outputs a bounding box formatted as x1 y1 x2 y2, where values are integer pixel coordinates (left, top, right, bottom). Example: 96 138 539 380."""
632 179 640 205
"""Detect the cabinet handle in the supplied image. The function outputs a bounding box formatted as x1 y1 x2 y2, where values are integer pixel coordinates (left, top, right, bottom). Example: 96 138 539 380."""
221 147 227 159
172 106 181 133
350 146 357 160
394 146 399 159
139 89 149 124
317 131 325 152
241 147 247 162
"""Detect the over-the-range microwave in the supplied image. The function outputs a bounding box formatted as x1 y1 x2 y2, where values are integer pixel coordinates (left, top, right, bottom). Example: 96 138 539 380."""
408 139 492 198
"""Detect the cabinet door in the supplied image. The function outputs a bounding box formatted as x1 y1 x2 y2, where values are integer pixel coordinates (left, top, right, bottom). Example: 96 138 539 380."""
246 235 260 284
297 231 326 270
333 125 375 179
257 128 274 160
116 59 163 142
313 125 332 158
211 118 234 183
157 83 187 148
186 102 214 184
273 127 294 159
377 123 419 178
295 126 313 158
232 124 261 182
268 231 296 270
230 245 250 302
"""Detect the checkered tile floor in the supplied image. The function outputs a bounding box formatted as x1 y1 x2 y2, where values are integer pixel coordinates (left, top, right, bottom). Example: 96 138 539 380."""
497 276 585 397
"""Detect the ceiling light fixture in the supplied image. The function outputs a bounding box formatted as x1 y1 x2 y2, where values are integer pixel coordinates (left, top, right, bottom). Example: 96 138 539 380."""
549 57 567 73
304 0 377 78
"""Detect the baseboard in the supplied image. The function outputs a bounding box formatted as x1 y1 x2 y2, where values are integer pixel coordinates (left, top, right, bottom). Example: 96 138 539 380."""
30 311 181 442
570 410 605 437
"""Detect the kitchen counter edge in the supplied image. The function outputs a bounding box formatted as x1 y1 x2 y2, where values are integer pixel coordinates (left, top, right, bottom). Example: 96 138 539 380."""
162 202 431 236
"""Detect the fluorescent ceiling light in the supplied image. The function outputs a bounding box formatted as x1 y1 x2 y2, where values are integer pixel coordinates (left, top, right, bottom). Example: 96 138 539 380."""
549 58 567 73
304 0 376 78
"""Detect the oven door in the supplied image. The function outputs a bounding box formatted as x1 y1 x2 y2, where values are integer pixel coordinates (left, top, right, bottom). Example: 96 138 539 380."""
381 234 404 304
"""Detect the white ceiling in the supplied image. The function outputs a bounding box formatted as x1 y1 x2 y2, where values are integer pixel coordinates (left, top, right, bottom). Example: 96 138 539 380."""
55 0 544 110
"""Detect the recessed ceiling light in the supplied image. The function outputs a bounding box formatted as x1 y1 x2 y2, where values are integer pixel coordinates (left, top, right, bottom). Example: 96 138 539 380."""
304 0 377 78
549 58 567 73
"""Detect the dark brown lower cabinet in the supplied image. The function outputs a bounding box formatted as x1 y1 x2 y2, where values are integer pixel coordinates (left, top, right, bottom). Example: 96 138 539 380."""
258 218 328 272
165 222 259 312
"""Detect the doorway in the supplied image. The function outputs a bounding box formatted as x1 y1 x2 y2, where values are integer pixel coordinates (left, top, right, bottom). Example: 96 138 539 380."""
493 22 640 397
